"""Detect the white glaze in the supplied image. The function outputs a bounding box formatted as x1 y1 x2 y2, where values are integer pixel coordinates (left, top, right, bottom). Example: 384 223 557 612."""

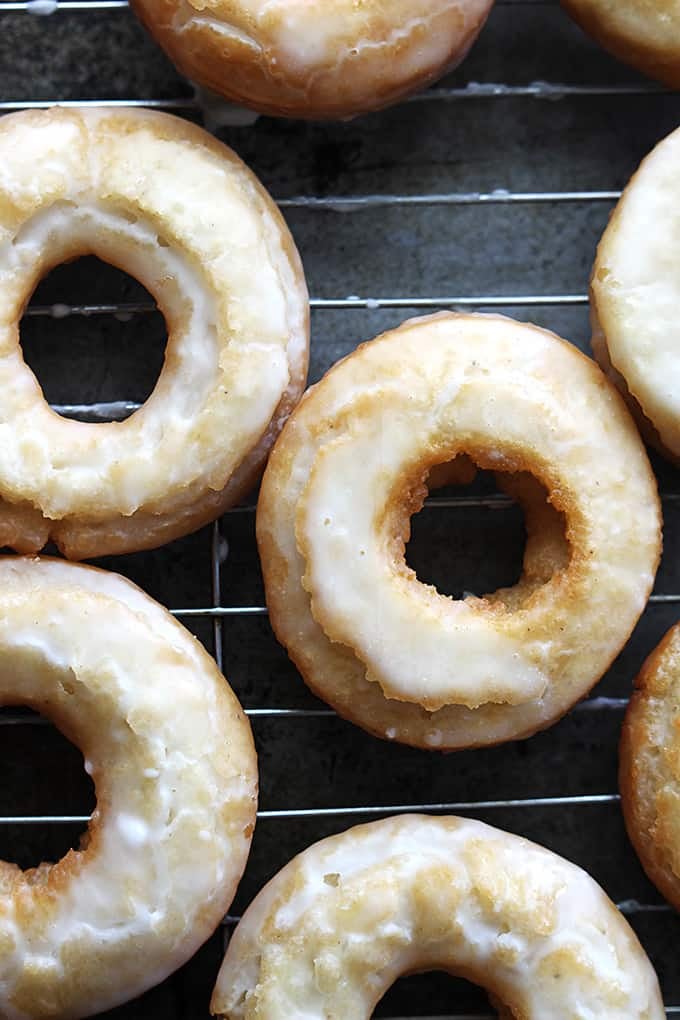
591 124 680 458
131 0 494 119
298 400 548 710
0 557 257 1019
258 313 660 747
0 107 308 555
212 815 664 1019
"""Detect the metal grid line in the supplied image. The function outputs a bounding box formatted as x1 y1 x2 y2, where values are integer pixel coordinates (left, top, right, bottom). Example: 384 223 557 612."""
8 192 623 222
0 83 669 110
25 293 589 319
210 520 224 673
0 794 627 824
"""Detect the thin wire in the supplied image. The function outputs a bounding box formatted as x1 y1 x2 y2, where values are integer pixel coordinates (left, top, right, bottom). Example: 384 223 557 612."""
410 82 668 101
211 521 224 672
256 795 621 819
25 302 155 317
277 191 621 209
0 794 621 825
0 99 197 111
171 606 268 617
26 293 588 319
0 89 665 107
2 1 128 8
311 294 588 309
0 89 665 111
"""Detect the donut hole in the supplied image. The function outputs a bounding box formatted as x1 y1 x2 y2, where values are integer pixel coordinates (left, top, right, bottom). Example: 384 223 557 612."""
374 970 499 1017
404 455 570 605
0 706 95 870
21 256 166 421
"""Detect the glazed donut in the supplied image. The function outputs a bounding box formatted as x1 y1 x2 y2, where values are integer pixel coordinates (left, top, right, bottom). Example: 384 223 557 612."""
591 124 680 463
621 621 680 913
129 0 495 120
0 556 257 1020
211 814 664 1019
0 106 308 559
561 0 680 88
257 312 660 749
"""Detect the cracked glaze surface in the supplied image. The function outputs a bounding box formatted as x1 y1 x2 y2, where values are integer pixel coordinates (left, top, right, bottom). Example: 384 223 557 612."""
0 556 257 1020
561 0 680 87
0 107 308 558
129 0 495 118
621 622 680 915
591 123 680 463
211 814 664 1019
257 313 660 748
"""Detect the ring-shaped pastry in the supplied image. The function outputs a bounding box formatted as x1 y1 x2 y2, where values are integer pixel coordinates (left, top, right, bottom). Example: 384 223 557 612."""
0 556 257 1020
591 124 680 463
0 107 308 559
621 621 680 913
211 815 664 1019
129 0 495 120
257 313 660 748
561 0 680 88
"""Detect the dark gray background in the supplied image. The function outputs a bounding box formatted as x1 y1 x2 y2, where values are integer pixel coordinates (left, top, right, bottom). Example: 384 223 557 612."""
1 0 680 1016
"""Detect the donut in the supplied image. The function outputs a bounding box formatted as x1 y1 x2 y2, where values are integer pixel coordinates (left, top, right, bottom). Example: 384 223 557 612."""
0 556 257 1020
211 814 664 1019
620 621 680 913
0 106 308 559
128 0 495 120
590 124 680 463
257 312 661 749
561 0 680 88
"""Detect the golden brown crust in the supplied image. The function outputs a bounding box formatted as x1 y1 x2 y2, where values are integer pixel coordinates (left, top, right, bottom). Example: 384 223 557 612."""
129 0 495 119
257 312 661 749
211 815 664 1019
0 107 309 560
620 624 680 912
561 0 680 88
0 556 258 1019
589 123 680 465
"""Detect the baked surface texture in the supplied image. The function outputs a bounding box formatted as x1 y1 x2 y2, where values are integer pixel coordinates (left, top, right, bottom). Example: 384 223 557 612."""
590 123 680 463
0 106 308 558
129 0 495 119
561 0 680 87
0 556 258 1020
621 621 680 913
211 814 665 1019
257 312 661 749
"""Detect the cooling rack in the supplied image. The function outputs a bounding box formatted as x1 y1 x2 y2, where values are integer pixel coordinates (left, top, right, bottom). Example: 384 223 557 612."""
2 0 680 1016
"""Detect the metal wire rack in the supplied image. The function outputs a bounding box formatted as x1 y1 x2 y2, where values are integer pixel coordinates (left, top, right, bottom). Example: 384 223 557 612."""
2 0 680 1016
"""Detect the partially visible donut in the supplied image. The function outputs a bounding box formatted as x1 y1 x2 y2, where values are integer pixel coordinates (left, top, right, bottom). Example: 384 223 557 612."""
620 621 680 913
590 123 680 463
129 0 495 120
0 106 308 559
257 312 660 749
561 1 680 88
0 556 257 1019
211 815 664 1019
